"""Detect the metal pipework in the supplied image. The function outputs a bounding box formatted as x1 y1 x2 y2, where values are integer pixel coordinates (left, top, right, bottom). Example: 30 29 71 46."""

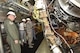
58 0 80 18
0 0 30 15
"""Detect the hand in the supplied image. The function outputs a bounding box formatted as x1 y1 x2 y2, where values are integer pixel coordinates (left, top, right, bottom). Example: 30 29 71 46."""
14 40 19 44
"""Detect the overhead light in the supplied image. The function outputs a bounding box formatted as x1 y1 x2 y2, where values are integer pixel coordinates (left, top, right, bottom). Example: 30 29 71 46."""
8 7 14 10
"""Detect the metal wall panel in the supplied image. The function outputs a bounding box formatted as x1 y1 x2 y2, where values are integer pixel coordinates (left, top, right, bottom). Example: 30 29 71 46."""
0 33 4 53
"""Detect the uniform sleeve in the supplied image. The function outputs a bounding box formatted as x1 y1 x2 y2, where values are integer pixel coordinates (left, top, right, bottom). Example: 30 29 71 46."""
4 21 19 40
30 21 33 28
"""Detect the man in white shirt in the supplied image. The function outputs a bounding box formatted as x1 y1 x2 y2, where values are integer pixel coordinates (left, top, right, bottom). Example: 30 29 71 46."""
19 19 27 45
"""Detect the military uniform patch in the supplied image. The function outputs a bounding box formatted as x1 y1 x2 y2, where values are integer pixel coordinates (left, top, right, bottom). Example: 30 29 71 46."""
9 21 13 25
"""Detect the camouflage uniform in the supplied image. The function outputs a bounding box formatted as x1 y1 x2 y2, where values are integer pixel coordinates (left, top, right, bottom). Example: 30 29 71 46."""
4 18 21 53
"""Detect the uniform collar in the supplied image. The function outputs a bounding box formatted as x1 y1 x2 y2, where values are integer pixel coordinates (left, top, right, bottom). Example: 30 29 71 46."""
7 18 13 22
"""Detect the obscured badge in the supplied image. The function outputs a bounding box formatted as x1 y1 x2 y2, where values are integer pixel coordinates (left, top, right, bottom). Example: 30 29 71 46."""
9 21 13 25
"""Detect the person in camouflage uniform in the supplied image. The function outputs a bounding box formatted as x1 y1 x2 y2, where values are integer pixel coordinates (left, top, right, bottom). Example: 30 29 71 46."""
26 18 34 48
4 11 21 53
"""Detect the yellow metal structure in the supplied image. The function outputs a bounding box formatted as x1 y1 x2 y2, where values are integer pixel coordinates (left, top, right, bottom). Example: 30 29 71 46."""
33 0 62 53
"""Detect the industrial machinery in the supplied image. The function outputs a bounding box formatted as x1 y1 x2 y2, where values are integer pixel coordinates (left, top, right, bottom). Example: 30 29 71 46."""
0 0 80 53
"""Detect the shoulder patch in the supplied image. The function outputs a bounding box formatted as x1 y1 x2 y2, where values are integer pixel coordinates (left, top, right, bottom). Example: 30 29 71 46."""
9 21 13 25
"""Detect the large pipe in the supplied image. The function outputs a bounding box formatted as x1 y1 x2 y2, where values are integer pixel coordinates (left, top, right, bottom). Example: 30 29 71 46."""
70 0 80 8
58 0 80 18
